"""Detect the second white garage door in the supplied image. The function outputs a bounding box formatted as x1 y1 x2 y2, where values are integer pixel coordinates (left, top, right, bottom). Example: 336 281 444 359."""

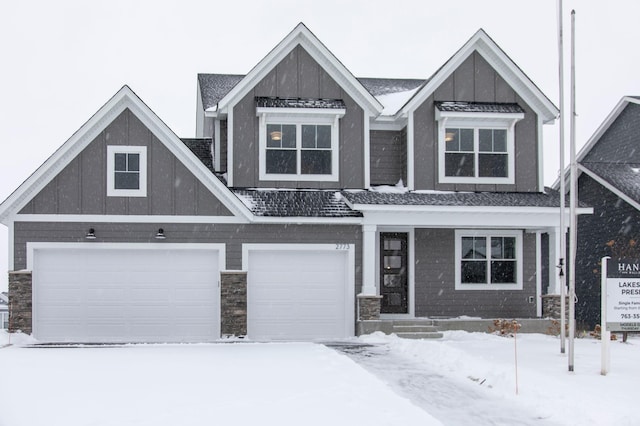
244 244 354 340
30 243 223 343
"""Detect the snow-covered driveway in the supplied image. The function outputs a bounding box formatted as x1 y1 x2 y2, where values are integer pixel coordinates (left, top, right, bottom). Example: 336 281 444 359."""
0 341 441 426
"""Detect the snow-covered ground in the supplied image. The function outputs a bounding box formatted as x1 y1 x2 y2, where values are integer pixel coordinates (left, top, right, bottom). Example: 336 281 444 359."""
0 330 637 426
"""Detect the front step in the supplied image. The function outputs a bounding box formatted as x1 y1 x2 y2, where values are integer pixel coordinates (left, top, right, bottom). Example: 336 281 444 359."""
391 320 443 339
395 331 444 339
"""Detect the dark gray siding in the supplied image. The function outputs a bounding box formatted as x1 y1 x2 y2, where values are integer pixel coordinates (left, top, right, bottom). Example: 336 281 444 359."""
583 103 640 163
414 228 537 318
13 222 362 294
412 51 539 192
575 174 640 328
19 109 232 216
219 120 228 173
231 45 365 189
370 130 403 186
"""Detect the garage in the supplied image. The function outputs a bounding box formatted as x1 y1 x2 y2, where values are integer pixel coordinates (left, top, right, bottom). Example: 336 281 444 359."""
30 243 223 343
243 244 354 340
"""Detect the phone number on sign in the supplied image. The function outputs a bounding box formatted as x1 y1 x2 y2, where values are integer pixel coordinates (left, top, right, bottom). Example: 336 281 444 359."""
620 314 640 320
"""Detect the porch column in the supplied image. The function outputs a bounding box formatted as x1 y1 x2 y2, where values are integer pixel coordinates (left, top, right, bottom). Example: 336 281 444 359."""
361 224 377 295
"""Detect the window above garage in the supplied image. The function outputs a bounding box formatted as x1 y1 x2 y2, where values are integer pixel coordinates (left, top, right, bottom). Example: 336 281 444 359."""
256 97 345 182
435 101 524 185
107 146 147 197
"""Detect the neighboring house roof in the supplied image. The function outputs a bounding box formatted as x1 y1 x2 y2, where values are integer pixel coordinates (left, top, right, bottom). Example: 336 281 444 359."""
435 101 525 114
234 189 362 218
255 97 346 109
580 163 640 206
342 187 580 209
0 86 253 224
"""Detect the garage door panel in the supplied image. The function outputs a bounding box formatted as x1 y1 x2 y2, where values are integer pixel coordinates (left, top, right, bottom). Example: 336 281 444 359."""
247 248 352 340
33 246 221 343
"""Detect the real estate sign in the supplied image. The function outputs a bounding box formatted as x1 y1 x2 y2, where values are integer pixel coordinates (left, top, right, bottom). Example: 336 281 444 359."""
606 258 640 331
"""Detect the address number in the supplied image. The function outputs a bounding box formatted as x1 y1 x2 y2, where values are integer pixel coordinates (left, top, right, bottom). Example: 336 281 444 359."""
336 244 350 250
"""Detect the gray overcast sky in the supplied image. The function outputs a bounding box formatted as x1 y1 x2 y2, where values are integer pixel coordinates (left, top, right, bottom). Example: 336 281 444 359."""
1 0 639 285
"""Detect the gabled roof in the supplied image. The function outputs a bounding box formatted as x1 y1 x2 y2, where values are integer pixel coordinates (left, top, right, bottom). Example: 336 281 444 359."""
0 86 252 223
398 29 558 124
553 96 640 200
198 74 244 112
214 23 383 116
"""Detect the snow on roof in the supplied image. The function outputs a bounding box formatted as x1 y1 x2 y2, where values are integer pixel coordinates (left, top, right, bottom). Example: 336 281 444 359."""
376 88 420 116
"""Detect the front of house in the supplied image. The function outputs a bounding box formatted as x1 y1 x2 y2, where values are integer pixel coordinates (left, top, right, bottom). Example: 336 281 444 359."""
1 24 584 343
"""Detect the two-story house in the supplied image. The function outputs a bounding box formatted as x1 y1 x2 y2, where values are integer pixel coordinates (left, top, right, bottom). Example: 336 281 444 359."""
0 23 583 343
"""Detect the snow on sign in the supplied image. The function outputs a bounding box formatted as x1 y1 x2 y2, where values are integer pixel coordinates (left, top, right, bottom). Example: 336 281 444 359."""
606 258 640 332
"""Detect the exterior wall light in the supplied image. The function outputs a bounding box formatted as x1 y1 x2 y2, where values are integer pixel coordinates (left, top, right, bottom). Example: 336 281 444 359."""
85 228 97 240
155 228 166 240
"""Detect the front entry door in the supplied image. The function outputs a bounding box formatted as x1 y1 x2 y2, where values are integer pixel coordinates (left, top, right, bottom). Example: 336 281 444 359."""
380 233 408 314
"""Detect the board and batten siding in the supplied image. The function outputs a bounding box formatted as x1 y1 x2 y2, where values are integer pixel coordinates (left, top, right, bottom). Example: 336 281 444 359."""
231 45 365 189
412 51 539 192
19 109 232 217
413 228 537 318
369 130 404 186
13 222 362 292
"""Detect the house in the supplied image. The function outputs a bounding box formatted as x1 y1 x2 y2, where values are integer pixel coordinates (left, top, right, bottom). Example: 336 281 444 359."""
0 292 8 330
0 23 587 343
557 96 640 328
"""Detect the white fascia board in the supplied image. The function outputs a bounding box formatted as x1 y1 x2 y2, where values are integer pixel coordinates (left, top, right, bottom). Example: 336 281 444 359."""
216 23 383 117
398 29 558 124
578 165 640 212
359 208 591 228
249 216 362 225
0 85 253 224
370 116 407 131
351 204 592 214
435 110 525 122
204 110 219 118
13 214 249 224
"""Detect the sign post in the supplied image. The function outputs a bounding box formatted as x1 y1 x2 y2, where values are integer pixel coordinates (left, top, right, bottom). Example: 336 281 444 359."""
602 257 640 375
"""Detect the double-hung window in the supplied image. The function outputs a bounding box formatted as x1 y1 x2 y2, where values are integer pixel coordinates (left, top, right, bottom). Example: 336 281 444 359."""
107 146 147 197
257 97 344 182
436 102 524 185
455 230 523 290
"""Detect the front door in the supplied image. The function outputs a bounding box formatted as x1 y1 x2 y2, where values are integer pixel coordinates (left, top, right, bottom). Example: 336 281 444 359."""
380 233 408 314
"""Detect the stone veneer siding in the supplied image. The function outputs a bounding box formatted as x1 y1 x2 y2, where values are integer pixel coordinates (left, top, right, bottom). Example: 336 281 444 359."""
220 271 247 337
8 271 32 334
542 294 570 320
358 295 382 320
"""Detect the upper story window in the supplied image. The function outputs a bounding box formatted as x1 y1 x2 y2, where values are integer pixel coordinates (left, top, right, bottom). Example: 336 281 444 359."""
436 101 524 185
106 145 147 197
257 97 345 182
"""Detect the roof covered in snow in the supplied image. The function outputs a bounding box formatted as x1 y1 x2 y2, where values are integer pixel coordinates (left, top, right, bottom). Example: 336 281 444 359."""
181 138 214 173
435 101 525 114
198 74 245 111
342 188 570 208
255 97 346 109
233 189 362 217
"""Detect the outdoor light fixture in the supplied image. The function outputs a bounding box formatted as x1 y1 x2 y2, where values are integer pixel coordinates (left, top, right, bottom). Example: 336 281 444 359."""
270 131 282 141
85 228 96 240
155 228 166 240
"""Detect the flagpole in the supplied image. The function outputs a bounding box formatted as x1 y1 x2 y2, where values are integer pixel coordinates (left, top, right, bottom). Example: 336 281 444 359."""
568 9 577 372
557 0 567 354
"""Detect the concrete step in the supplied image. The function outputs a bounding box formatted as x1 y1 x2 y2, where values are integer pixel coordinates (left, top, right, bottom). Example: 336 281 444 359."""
392 325 440 333
395 331 443 339
392 319 436 326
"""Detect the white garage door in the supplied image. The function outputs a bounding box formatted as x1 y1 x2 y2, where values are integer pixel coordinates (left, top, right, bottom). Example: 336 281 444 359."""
32 245 221 343
245 245 354 340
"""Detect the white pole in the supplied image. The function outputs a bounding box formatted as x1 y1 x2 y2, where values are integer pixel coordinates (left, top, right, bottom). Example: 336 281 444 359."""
601 256 610 375
557 0 567 354
568 9 577 372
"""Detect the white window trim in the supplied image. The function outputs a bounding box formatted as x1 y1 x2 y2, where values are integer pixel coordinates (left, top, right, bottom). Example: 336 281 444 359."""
454 229 523 290
107 145 147 197
437 112 522 185
257 111 341 182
